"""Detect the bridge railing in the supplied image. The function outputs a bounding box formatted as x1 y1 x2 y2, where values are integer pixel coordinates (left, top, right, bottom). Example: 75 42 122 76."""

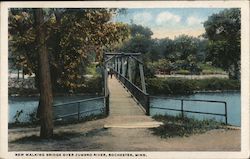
114 71 150 115
150 96 228 125
52 96 106 122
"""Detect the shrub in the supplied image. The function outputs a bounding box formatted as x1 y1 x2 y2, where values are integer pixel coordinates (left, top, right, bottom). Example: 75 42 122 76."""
164 78 196 94
146 77 240 95
196 78 240 91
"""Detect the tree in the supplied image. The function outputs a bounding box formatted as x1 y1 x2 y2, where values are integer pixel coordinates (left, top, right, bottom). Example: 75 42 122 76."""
171 35 200 60
203 8 241 79
34 9 53 138
9 8 129 138
117 24 154 55
9 9 129 91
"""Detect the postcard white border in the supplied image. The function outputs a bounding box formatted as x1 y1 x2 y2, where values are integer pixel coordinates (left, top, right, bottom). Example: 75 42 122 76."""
1 1 249 159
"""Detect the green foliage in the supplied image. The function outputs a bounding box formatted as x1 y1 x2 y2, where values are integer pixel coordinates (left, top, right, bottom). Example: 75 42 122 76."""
165 78 196 94
147 78 195 95
86 63 98 76
129 24 153 38
116 24 157 67
84 76 103 93
196 78 240 91
203 8 241 79
151 114 224 138
175 69 190 75
147 77 240 95
199 63 225 74
9 8 129 92
169 35 199 60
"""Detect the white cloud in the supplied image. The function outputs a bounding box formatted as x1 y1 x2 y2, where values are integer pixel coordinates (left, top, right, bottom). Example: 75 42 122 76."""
186 16 203 26
152 28 205 39
132 12 153 25
156 12 181 25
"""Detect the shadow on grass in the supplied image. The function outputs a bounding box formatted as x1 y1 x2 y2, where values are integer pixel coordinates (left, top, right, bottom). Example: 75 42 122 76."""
151 114 225 138
11 128 106 144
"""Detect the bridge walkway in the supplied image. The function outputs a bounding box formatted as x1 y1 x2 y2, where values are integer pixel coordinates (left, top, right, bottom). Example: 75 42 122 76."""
104 77 162 128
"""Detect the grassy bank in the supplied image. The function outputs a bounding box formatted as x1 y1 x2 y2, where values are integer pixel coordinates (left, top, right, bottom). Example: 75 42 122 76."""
151 114 225 138
147 77 240 95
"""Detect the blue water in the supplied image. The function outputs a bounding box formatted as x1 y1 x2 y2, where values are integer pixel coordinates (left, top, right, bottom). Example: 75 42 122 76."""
8 95 104 123
150 92 240 126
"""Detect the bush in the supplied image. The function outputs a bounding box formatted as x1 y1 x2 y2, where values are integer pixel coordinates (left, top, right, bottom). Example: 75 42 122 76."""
196 78 240 91
146 78 171 94
146 77 240 95
164 78 196 94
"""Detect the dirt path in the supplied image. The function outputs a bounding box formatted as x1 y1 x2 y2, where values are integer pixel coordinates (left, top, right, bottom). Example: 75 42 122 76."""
9 118 240 151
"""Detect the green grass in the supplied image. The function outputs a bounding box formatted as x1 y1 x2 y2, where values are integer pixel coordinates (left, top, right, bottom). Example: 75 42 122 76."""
198 63 225 74
151 114 225 138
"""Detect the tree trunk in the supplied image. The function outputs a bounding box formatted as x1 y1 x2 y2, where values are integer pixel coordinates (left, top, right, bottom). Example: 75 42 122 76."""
34 8 54 138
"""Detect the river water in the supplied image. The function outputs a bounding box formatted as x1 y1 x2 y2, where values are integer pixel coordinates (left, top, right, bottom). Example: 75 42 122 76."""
8 95 104 123
9 92 240 126
150 92 240 126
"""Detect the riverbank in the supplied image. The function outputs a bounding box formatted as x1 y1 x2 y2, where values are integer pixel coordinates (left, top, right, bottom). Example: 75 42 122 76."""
147 77 240 95
9 117 240 151
8 76 102 97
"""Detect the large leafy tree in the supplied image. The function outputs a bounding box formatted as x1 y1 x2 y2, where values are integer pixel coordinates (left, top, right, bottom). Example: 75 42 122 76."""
203 8 241 79
9 8 128 90
117 24 153 54
171 35 200 60
9 8 128 138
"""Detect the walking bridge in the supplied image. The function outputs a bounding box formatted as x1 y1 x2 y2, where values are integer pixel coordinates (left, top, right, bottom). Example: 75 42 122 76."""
104 76 162 128
103 52 162 128
53 52 228 126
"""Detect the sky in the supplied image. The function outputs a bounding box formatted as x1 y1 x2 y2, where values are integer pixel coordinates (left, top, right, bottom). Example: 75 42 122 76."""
114 8 224 39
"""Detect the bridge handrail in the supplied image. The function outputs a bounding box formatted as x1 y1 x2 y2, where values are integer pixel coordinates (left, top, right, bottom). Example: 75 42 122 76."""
114 70 150 115
53 96 105 107
53 96 105 121
114 71 149 96
150 96 228 125
150 96 226 104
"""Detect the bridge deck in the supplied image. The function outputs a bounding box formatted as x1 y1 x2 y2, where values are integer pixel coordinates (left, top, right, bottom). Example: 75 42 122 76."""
104 77 162 128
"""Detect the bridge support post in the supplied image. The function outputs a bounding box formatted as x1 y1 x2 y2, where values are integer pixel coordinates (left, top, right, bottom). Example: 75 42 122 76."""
104 62 108 96
116 57 119 73
139 63 146 93
146 95 150 116
122 57 126 77
114 57 117 73
127 57 132 82
118 57 121 75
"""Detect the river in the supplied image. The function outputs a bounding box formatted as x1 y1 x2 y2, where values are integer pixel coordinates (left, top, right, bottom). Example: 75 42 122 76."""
150 91 240 126
8 95 104 123
9 92 240 126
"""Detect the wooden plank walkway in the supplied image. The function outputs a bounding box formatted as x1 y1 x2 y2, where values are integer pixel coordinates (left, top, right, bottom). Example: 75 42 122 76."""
104 77 162 128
